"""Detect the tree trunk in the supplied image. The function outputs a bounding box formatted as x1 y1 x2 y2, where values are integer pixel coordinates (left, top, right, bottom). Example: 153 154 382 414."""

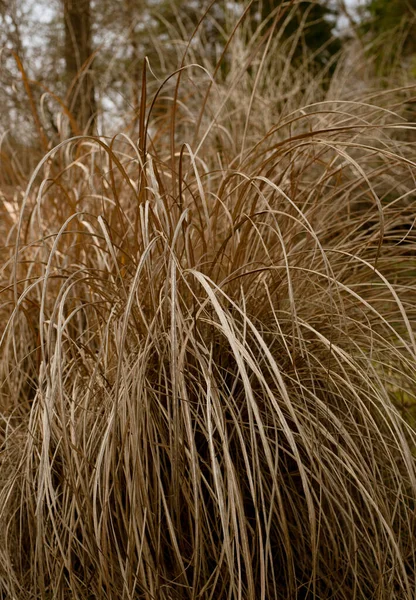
63 0 96 134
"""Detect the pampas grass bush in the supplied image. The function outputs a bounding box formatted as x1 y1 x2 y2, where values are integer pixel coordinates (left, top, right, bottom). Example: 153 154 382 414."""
1 5 416 599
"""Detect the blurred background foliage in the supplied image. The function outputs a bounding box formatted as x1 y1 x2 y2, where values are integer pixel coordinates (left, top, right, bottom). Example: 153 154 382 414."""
359 0 416 73
0 0 415 152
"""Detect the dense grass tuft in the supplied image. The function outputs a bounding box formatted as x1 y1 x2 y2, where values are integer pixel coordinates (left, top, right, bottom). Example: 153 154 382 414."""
1 9 416 600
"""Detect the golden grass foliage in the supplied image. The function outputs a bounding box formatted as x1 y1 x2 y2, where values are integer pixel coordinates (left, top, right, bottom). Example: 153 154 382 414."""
1 8 416 600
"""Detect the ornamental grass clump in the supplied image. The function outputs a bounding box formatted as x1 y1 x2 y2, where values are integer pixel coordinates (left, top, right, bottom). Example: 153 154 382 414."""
0 7 416 600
